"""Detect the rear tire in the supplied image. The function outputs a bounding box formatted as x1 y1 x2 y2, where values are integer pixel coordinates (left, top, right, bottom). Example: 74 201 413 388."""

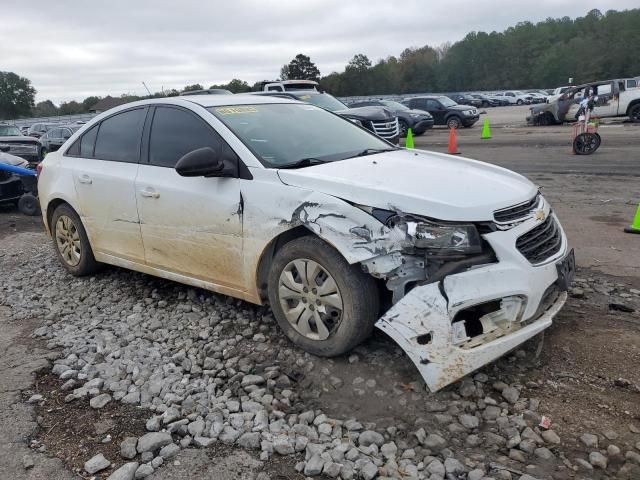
517 99 524 105
267 236 379 357
629 104 640 123
51 203 102 276
18 194 40 216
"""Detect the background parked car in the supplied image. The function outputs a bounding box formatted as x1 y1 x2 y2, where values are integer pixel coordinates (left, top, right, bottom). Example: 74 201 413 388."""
470 94 502 107
494 91 532 105
349 99 433 137
526 92 547 104
256 91 400 144
446 93 482 108
27 122 59 138
0 123 42 163
401 96 479 129
39 125 81 154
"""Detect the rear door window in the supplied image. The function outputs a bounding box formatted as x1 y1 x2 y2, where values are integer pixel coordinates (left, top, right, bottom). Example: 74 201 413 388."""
148 106 229 168
80 124 99 157
93 108 146 163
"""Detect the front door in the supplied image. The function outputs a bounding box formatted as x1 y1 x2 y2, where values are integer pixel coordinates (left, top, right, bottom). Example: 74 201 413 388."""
72 108 147 262
135 105 244 290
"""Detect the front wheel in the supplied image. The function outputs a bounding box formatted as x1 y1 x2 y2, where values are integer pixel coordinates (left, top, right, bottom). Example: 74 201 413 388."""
51 203 102 276
447 117 462 129
516 99 524 105
18 194 40 216
267 236 379 357
398 119 409 137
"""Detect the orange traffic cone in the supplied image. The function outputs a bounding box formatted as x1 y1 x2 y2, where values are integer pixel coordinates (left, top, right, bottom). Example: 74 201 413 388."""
448 127 461 155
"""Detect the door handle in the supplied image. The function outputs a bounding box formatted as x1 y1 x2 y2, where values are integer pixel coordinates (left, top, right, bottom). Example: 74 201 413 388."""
140 188 160 199
78 174 92 184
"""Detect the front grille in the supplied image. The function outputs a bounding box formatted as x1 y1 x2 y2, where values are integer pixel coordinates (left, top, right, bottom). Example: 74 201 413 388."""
516 215 562 264
494 194 541 224
370 119 399 139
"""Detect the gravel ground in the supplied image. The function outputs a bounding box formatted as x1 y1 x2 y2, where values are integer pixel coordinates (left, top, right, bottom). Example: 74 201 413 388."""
2 222 640 480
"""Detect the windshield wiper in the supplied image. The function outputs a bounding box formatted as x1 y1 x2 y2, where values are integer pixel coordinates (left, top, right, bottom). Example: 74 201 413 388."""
349 147 398 159
277 158 327 169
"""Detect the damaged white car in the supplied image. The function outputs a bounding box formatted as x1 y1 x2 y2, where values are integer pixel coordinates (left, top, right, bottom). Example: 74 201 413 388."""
38 94 574 391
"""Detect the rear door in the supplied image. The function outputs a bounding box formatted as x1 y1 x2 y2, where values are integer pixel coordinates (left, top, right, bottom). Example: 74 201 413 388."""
426 99 446 124
71 107 147 262
135 105 244 289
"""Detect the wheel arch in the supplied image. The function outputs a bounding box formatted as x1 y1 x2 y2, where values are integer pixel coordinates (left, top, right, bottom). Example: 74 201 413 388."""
626 99 640 116
254 225 317 302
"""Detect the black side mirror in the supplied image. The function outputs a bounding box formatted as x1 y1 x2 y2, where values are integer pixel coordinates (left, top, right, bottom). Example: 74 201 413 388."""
175 147 225 177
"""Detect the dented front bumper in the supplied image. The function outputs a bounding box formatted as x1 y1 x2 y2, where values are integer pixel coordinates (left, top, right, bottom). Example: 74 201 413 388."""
375 211 570 392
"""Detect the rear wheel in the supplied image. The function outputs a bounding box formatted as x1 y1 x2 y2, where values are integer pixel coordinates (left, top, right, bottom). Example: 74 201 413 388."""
17 194 40 216
51 204 102 276
516 99 524 105
629 104 640 123
267 236 379 357
447 116 462 129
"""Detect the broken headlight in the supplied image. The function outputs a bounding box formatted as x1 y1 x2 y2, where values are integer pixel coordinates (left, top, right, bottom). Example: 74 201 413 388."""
390 216 482 254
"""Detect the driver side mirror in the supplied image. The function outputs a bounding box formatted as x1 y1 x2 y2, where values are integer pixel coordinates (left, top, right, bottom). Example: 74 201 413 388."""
175 147 236 178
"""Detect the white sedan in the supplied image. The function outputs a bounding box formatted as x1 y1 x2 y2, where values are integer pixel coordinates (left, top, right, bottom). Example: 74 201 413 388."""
38 94 573 391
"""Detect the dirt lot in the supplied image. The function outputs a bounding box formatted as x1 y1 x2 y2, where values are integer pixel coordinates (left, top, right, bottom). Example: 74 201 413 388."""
1 117 640 480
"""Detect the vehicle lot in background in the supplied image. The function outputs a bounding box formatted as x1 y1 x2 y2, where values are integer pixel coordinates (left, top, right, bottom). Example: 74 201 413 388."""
446 93 482 108
0 124 42 163
39 124 81 154
27 122 59 138
348 99 433 136
402 95 480 128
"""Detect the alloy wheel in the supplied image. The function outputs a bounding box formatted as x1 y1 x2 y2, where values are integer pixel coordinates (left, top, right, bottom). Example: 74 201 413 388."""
278 258 343 340
55 215 81 266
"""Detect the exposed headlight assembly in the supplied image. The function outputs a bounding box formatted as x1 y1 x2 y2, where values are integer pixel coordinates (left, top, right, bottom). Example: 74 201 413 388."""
389 216 482 254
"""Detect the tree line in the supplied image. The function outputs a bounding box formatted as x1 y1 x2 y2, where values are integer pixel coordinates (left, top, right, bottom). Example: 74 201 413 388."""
2 8 638 120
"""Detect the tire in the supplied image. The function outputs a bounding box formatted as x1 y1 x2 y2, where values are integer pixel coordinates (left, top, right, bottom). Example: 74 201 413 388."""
398 119 409 137
516 99 524 105
446 116 462 129
413 130 425 136
629 104 640 123
573 132 600 155
17 194 40 216
51 203 102 276
482 101 490 108
267 236 379 357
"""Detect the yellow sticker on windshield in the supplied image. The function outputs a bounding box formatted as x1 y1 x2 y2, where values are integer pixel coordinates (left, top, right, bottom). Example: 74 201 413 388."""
298 95 311 100
215 106 259 115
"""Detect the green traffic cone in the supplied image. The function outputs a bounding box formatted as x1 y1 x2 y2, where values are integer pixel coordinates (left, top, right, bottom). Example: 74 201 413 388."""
481 118 491 139
405 128 414 149
624 203 640 234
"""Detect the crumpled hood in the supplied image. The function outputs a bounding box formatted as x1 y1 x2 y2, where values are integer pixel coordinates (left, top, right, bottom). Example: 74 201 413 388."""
278 149 537 222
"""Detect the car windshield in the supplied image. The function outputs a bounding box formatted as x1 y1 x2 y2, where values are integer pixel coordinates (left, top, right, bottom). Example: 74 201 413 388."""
0 125 22 136
294 93 346 112
438 96 457 107
380 100 410 111
209 103 393 168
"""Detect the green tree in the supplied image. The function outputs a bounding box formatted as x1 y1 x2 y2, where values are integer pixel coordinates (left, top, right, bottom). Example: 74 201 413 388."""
34 100 58 117
59 100 83 115
182 84 204 92
281 54 321 81
0 71 36 119
82 96 101 112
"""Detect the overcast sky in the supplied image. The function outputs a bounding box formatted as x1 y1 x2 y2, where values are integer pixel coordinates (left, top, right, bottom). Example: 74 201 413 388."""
2 1 636 104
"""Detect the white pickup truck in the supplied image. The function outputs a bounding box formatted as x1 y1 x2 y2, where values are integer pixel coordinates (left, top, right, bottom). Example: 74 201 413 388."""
528 78 640 125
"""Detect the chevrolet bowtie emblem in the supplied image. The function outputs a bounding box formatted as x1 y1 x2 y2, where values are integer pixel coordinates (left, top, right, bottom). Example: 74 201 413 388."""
534 210 546 221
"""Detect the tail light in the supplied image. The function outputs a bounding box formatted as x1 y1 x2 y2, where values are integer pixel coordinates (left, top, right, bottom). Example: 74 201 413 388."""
36 163 43 176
